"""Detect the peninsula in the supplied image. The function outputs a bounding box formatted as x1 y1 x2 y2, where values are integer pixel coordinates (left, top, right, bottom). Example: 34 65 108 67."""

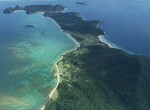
4 4 150 110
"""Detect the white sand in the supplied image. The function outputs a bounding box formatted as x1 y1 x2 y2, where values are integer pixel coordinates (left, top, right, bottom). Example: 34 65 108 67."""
40 63 60 110
14 10 25 13
48 64 60 99
98 35 116 48
40 105 45 110
40 38 80 110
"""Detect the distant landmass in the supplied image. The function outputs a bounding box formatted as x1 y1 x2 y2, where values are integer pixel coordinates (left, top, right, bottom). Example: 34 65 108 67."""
4 4 150 110
43 12 104 36
76 1 87 5
3 4 64 14
24 4 64 14
3 5 24 13
25 24 36 28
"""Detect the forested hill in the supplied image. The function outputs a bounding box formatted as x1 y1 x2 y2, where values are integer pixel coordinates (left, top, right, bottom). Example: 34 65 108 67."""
45 31 150 110
41 3 150 110
5 4 150 110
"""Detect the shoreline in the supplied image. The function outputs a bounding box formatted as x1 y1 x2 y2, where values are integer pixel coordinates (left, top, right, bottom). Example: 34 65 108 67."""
6 4 128 110
46 17 80 47
98 34 134 55
8 3 150 110
39 13 113 110
8 8 80 110
40 61 62 110
98 35 117 48
4 4 150 110
48 63 61 99
40 33 80 110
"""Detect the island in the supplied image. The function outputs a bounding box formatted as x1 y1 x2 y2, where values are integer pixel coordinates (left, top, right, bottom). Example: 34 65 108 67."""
24 4 65 14
3 4 65 14
25 24 36 28
76 1 87 5
4 4 150 110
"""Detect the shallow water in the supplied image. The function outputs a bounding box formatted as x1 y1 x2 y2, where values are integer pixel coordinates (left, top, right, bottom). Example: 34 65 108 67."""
0 2 77 110
1 0 150 109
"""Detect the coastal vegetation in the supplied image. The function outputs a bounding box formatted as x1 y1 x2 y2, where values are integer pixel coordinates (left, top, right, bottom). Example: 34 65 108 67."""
43 4 150 110
45 30 150 110
3 4 150 110
43 12 104 36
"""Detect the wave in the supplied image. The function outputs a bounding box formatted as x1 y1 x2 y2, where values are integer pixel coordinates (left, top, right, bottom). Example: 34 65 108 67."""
98 34 118 49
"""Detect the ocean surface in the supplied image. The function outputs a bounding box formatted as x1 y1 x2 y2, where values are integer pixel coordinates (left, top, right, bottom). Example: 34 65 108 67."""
1 0 150 109
49 0 150 57
0 2 77 110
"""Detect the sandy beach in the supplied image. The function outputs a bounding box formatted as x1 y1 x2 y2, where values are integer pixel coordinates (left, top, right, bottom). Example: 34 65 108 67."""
98 35 134 55
40 63 61 110
40 36 80 110
40 13 80 110
48 64 60 99
98 35 116 48
46 16 80 48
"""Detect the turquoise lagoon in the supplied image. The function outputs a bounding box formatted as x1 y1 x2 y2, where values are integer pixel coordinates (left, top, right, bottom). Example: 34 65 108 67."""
0 2 77 110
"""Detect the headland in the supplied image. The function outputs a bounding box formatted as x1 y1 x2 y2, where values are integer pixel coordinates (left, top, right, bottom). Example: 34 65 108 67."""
3 4 150 110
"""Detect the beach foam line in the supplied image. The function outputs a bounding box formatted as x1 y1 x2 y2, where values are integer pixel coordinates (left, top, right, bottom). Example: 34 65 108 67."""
48 64 60 99
48 17 80 48
14 10 25 13
98 35 117 48
40 43 79 110
66 33 80 47
49 18 62 29
40 64 60 110
98 34 135 55
36 12 45 15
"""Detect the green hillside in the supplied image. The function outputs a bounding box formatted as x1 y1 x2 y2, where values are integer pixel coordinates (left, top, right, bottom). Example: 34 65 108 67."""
45 31 150 110
43 6 150 110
